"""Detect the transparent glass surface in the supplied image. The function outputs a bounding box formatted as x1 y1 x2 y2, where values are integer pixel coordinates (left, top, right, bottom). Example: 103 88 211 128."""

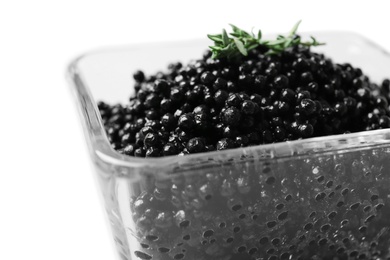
68 32 390 260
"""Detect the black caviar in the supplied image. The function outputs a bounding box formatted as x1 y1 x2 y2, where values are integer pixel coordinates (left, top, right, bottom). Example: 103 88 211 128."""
98 45 390 158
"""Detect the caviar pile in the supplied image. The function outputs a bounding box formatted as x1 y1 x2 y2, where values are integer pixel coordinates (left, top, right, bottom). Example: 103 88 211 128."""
98 44 390 158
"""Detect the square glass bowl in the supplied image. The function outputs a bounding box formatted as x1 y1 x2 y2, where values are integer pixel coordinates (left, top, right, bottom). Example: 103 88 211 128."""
68 32 390 260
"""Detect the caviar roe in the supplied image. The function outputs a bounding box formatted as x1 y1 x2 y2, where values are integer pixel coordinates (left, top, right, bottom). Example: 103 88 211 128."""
98 45 390 158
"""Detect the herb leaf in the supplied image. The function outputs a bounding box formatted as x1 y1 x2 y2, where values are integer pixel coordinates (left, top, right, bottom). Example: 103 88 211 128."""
207 34 222 43
233 38 248 56
289 20 302 37
222 29 229 46
257 30 262 41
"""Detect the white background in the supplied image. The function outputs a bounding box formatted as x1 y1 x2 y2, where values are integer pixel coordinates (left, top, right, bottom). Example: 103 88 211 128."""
1 1 390 259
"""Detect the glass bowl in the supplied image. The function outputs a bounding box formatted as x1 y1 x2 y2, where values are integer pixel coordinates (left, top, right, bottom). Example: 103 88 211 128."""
67 32 390 260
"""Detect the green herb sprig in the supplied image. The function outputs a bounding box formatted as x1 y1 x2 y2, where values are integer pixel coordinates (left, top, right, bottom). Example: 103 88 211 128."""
208 20 324 59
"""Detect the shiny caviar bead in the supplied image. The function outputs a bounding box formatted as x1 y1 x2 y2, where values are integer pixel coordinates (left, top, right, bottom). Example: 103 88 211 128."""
222 107 241 126
187 137 206 154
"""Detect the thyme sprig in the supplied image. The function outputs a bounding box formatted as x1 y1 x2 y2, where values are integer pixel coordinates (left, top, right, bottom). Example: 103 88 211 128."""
208 20 325 59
